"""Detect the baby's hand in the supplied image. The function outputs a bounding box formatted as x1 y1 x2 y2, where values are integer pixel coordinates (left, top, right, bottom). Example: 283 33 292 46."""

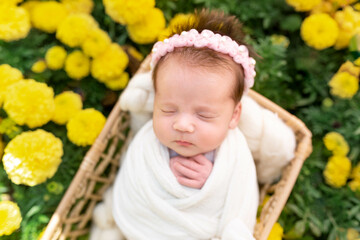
169 155 213 189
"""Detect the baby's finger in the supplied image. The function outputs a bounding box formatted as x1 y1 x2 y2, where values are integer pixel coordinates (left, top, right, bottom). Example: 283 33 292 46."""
176 176 202 189
174 161 198 179
176 158 202 172
192 154 210 165
170 159 184 178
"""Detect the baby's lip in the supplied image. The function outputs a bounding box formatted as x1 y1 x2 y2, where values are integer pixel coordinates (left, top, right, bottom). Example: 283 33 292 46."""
175 140 193 146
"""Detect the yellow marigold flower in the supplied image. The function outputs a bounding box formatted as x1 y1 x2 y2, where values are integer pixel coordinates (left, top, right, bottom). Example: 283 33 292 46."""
323 155 351 188
66 108 106 146
354 3 360 11
0 5 31 42
127 45 144 62
52 91 82 125
328 0 357 8
158 13 195 41
91 43 129 82
105 72 129 90
61 0 94 14
323 132 349 156
286 0 321 11
103 0 155 25
3 79 55 128
56 13 98 47
267 222 283 240
346 228 360 240
300 13 339 50
0 64 23 106
127 8 166 44
329 71 359 99
31 59 47 73
37 227 46 240
311 1 337 14
338 60 360 77
64 50 90 80
350 163 360 180
270 34 290 48
4 0 24 5
334 6 360 49
2 129 63 186
81 27 111 58
257 194 271 214
335 31 355 50
45 45 67 70
0 201 22 236
20 0 40 15
349 179 360 192
355 57 360 66
31 1 68 33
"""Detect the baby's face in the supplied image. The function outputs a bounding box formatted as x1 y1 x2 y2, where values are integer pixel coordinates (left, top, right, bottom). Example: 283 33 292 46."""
153 56 241 157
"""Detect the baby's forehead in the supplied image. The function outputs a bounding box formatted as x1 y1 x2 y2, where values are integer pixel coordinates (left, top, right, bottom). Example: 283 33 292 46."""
157 57 236 95
160 53 238 83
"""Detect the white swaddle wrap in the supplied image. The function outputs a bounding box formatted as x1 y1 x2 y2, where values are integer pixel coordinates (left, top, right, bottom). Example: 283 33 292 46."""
119 71 296 184
112 120 259 240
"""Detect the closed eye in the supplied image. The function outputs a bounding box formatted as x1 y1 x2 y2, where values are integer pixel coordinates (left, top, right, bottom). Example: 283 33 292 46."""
197 113 217 119
161 109 176 114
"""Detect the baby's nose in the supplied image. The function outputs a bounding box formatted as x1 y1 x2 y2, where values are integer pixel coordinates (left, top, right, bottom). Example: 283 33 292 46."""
173 115 195 133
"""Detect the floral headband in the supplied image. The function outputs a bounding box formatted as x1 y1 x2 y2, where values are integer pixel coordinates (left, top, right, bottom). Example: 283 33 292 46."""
151 29 256 92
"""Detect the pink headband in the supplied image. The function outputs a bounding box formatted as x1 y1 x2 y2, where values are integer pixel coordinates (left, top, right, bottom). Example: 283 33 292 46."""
151 29 256 92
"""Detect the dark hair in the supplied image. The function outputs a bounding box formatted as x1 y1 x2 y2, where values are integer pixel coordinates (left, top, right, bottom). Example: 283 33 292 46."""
152 9 255 102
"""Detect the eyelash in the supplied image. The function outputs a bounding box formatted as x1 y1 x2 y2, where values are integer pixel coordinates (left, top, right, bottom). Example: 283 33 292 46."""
161 110 176 114
160 110 215 120
197 114 214 119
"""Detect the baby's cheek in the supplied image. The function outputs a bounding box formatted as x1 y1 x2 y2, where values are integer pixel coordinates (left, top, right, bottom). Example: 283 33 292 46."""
153 117 171 144
199 126 228 150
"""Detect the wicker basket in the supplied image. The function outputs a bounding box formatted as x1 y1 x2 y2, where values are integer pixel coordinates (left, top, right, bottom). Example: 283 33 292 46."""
41 57 312 240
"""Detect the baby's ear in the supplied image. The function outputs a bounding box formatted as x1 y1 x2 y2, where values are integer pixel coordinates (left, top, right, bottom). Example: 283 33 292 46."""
229 102 242 129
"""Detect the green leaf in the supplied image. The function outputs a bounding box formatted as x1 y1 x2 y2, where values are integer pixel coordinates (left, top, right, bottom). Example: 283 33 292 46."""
284 220 306 239
25 205 41 219
354 126 360 135
348 205 360 219
295 57 318 71
37 215 49 224
308 213 323 230
295 220 306 236
309 221 322 237
280 14 302 32
328 228 337 240
286 203 304 218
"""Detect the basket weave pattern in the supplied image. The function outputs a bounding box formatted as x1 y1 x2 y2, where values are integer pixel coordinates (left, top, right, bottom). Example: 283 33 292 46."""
42 58 312 240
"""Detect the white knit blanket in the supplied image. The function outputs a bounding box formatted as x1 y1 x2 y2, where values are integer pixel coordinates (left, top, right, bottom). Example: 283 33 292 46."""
112 120 259 240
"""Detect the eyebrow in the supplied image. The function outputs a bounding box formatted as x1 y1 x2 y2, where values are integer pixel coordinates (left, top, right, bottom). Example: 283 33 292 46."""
195 105 219 113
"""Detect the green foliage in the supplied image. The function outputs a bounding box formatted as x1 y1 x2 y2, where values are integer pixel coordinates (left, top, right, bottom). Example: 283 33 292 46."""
251 36 298 108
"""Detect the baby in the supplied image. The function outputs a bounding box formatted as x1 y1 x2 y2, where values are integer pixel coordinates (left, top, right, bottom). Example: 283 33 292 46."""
152 10 257 190
112 9 259 240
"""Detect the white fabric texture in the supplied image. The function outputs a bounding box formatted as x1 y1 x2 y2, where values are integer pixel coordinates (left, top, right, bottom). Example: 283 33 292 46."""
112 120 259 240
119 72 154 132
238 96 296 184
91 187 125 240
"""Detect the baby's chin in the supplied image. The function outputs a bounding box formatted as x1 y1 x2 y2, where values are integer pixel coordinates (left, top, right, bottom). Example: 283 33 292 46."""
170 147 203 158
